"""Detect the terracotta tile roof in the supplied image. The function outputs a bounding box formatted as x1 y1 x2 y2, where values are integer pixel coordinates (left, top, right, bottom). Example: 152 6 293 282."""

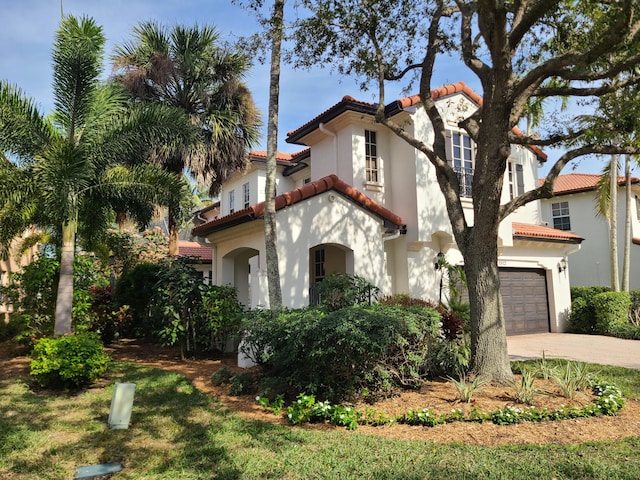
633 237 640 246
178 241 212 261
540 173 640 195
512 222 583 243
192 174 404 237
395 82 546 161
286 82 546 161
249 149 310 162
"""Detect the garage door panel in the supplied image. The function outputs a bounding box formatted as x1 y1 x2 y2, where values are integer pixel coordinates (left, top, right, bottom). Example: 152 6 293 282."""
499 268 550 336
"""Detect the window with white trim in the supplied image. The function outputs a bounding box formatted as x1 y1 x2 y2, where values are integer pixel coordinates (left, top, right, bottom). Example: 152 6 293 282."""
551 201 571 231
508 162 525 199
447 130 475 197
636 195 640 221
243 182 250 209
228 190 235 214
314 248 326 283
365 130 379 183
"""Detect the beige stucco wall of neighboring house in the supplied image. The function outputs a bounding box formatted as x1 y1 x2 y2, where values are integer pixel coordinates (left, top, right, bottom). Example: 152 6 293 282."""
1 237 38 322
541 185 640 289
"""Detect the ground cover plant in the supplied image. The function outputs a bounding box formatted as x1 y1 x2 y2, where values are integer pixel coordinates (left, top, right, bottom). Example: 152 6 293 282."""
2 344 640 479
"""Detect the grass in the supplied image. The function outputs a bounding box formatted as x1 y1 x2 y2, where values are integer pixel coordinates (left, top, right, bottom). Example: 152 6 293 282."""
1 361 640 479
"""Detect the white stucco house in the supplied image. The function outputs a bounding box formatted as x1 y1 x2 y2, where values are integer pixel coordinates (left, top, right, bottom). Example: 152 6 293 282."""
193 82 583 335
540 173 640 289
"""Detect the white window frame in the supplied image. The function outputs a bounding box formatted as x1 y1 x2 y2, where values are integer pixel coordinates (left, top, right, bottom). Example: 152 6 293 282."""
508 161 525 200
365 129 379 184
228 190 235 214
243 182 250 209
551 201 571 231
448 130 475 198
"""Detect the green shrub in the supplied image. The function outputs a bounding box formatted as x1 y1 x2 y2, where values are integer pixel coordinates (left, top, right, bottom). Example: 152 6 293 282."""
242 303 440 402
424 334 471 378
593 291 631 334
210 366 233 386
229 372 256 396
629 289 640 326
315 273 379 310
608 323 640 340
113 262 165 338
569 286 612 333
30 332 110 389
199 285 244 353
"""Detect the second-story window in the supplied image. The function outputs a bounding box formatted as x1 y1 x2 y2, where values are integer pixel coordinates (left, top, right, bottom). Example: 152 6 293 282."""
552 201 571 231
508 162 525 200
243 182 250 209
449 131 475 197
229 190 235 214
365 129 379 183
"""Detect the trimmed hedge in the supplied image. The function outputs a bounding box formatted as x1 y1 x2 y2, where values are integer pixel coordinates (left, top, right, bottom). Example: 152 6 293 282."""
593 291 631 333
569 286 611 333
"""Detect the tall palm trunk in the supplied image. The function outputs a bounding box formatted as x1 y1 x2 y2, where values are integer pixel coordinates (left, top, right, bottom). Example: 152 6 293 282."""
610 154 619 291
622 154 631 291
264 0 285 310
54 220 75 335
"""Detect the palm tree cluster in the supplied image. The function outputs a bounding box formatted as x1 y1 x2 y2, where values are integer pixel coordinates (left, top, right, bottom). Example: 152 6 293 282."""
112 21 261 254
0 15 260 335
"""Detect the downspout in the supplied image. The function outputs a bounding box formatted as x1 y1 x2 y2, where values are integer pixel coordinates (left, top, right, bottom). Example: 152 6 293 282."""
382 230 401 242
563 244 581 264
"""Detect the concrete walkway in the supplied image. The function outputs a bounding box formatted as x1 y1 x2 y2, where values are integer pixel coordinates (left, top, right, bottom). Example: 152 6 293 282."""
507 333 640 370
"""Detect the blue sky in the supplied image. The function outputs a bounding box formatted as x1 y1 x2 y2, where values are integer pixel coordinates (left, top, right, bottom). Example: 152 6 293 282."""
0 0 620 177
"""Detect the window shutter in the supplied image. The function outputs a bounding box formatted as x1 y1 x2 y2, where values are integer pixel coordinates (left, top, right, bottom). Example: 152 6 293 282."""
516 164 524 195
444 130 453 165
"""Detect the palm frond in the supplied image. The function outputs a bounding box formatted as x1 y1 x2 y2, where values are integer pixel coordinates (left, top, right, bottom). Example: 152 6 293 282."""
52 15 106 140
0 80 56 162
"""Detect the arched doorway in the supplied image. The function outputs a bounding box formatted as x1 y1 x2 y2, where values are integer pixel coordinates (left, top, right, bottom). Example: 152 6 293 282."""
221 247 260 308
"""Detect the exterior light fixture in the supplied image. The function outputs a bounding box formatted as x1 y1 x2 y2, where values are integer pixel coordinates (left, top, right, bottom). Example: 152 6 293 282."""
434 252 445 270
558 258 568 273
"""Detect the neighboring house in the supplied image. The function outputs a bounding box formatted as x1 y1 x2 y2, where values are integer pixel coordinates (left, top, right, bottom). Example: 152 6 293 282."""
540 173 640 289
1 232 39 322
178 241 214 284
193 82 583 335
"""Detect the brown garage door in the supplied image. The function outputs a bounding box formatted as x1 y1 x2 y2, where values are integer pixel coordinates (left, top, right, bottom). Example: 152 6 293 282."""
499 268 550 335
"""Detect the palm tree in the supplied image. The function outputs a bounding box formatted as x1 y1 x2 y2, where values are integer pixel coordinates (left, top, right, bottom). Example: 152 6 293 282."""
112 22 261 255
0 16 196 335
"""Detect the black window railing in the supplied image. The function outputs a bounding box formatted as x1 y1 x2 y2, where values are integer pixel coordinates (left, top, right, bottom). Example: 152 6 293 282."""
453 165 473 198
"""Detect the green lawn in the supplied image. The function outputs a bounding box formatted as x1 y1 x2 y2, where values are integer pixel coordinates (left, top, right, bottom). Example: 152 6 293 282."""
1 361 639 479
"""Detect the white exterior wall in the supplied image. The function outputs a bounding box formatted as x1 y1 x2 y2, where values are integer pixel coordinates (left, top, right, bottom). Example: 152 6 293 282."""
541 185 640 289
276 191 389 307
199 90 577 333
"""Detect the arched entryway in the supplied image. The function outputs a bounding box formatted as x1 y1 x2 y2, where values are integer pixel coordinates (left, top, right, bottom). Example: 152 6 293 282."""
221 247 260 308
308 243 353 305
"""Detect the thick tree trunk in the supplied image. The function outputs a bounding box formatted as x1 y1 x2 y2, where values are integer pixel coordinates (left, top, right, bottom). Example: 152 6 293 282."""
462 229 513 384
54 221 75 336
264 0 285 310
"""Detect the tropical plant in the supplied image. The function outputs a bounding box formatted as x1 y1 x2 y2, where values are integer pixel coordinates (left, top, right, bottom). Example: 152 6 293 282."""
112 21 261 255
30 331 110 389
0 16 196 336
